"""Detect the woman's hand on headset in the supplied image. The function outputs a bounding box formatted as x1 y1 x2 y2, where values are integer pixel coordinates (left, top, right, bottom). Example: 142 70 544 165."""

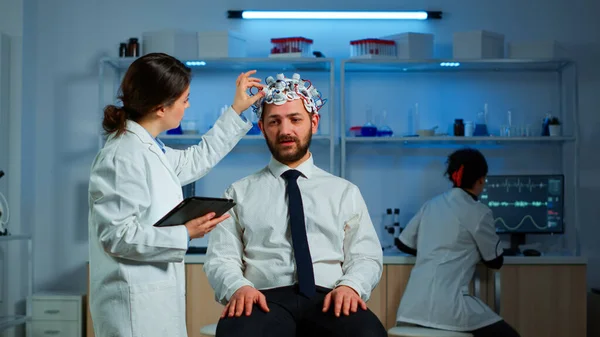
231 70 265 114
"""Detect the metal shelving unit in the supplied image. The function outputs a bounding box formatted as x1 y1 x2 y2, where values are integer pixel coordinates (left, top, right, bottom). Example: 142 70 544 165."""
159 134 332 146
344 136 575 144
96 56 582 252
340 57 581 254
98 56 337 173
0 234 33 333
340 58 572 73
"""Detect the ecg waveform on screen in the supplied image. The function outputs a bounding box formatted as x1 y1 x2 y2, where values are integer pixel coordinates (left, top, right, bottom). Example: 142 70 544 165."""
487 201 547 207
486 178 547 193
494 215 549 231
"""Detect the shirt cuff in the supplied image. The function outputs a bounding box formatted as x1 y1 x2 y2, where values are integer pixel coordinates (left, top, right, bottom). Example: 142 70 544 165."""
335 279 366 301
224 279 255 304
223 106 252 131
479 240 504 261
166 224 191 252
399 235 416 250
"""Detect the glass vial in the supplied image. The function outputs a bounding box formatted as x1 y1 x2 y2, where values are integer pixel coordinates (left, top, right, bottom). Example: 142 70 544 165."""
454 119 465 136
127 38 139 57
119 43 127 57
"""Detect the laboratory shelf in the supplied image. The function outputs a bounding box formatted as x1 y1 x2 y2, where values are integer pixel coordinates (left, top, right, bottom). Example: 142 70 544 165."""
341 58 573 73
0 315 29 331
0 235 33 333
159 134 333 146
102 57 334 72
339 55 582 257
0 234 32 242
344 136 576 144
99 56 337 174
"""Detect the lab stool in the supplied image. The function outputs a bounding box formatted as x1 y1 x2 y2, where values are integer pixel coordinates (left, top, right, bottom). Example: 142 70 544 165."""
200 323 217 337
388 326 473 337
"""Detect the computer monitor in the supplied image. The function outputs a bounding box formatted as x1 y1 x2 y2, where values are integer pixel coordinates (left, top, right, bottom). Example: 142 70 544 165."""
481 174 564 254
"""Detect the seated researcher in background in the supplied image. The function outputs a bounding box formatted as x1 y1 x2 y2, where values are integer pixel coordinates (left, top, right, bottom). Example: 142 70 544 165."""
204 73 387 337
394 148 520 337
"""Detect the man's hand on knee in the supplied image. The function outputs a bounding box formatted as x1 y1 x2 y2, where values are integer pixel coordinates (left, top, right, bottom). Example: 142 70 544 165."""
221 286 270 318
322 286 367 317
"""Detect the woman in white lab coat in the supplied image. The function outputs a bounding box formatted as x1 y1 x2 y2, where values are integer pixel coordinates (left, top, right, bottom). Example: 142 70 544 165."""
394 148 520 337
88 53 264 337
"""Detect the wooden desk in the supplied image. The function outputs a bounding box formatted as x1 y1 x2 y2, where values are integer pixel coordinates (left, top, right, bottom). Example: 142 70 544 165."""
86 255 587 337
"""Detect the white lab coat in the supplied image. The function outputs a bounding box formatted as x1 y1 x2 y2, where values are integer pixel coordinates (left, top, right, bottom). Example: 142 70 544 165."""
88 107 251 337
396 188 503 332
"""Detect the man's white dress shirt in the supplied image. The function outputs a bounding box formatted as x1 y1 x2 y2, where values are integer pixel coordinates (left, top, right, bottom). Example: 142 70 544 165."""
204 155 383 304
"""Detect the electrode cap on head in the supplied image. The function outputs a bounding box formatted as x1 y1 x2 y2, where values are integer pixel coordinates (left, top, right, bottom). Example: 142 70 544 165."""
251 72 327 119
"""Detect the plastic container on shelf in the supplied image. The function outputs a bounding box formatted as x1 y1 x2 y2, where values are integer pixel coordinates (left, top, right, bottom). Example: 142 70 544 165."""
269 37 313 58
350 39 396 58
349 126 362 137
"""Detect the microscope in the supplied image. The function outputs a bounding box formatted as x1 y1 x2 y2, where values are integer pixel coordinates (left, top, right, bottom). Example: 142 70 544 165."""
383 208 402 251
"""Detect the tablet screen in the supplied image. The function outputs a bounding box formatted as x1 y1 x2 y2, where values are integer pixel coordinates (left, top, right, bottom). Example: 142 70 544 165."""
153 196 236 227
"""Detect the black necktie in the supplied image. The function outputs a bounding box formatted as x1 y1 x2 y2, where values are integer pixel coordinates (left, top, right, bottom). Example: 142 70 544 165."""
282 169 316 297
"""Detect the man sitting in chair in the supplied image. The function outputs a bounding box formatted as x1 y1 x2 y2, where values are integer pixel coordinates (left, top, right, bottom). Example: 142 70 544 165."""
204 73 387 337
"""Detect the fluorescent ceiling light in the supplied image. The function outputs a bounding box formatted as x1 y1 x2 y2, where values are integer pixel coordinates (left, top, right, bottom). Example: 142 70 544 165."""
440 62 460 67
185 61 206 67
227 10 442 20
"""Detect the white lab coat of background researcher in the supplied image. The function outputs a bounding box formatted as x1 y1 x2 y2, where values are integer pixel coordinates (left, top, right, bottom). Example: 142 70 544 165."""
396 188 504 332
88 108 250 337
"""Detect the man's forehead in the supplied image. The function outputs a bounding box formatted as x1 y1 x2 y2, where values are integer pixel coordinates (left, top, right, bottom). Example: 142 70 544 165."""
266 111 305 119
263 100 309 118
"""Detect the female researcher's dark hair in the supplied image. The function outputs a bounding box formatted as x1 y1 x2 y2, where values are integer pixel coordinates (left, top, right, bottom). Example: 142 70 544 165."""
102 53 192 136
445 148 488 189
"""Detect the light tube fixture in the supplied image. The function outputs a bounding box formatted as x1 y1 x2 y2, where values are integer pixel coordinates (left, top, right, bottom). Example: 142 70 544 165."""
227 10 442 20
185 61 206 67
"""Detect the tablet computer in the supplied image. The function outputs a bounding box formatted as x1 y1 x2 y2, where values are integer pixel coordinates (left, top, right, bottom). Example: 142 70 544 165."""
153 196 236 227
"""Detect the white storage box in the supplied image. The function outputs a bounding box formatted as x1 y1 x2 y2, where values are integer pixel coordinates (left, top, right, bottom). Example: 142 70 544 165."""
198 31 246 58
453 30 504 59
142 30 199 60
508 40 567 59
383 32 434 59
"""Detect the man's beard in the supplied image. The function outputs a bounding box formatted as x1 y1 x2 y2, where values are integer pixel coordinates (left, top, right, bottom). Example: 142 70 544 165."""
265 131 312 165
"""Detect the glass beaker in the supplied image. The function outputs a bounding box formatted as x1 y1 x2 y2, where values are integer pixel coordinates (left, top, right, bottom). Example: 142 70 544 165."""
361 106 377 137
541 112 552 136
376 110 393 137
407 103 420 135
473 105 489 136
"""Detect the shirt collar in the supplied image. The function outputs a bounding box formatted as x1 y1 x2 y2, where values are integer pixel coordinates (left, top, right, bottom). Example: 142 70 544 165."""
153 134 166 153
268 154 314 179
125 120 166 153
454 187 478 201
